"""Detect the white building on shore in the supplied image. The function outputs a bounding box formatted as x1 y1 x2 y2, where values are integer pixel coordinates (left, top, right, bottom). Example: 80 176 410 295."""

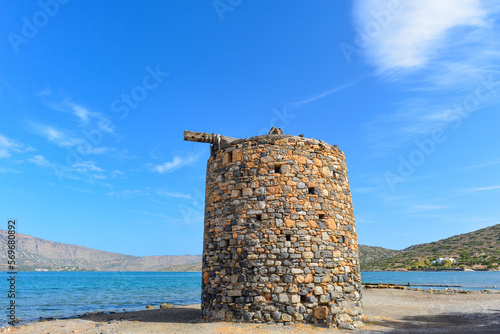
432 257 456 264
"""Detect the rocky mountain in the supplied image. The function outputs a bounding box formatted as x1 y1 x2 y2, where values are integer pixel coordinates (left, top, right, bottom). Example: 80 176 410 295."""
358 245 400 268
0 229 201 271
162 262 202 272
361 224 500 270
1 224 497 272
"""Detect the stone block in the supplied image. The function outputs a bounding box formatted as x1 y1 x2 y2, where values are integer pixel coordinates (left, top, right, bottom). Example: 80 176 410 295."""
227 289 242 297
278 293 289 303
313 306 328 320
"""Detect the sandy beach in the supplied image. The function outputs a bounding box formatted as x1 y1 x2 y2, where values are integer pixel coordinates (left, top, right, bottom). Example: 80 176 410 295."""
4 289 499 334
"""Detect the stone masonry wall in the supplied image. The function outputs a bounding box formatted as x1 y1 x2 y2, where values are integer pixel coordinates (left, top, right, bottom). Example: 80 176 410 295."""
201 134 363 329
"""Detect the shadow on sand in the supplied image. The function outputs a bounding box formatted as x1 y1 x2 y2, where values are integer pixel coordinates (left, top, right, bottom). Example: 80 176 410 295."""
68 307 500 333
365 310 500 333
76 307 202 324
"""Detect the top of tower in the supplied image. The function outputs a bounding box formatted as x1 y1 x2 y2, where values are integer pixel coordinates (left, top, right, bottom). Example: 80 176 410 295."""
183 128 339 155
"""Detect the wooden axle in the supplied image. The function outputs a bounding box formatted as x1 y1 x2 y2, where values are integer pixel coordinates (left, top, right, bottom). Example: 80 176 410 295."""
184 130 219 144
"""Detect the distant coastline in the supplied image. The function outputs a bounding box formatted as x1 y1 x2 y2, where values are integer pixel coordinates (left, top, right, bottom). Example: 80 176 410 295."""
0 224 498 272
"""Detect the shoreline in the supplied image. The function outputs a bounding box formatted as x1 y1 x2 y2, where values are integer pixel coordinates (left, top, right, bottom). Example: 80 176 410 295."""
5 288 500 333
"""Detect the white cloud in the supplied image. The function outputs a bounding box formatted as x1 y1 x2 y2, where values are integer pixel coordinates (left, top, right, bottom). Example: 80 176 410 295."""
28 155 52 167
96 118 115 134
38 87 51 96
458 158 500 170
68 103 91 123
352 0 488 72
32 124 83 148
152 152 201 174
0 134 32 158
0 167 20 174
108 188 150 198
128 209 170 219
408 204 450 212
43 98 115 134
155 189 192 200
351 187 377 194
355 1 500 155
286 77 367 110
91 147 115 154
111 170 124 178
69 161 107 181
65 102 115 134
467 185 500 193
72 161 103 173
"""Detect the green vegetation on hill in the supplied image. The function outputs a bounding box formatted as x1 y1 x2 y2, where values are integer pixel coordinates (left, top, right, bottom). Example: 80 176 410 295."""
362 224 500 271
2 224 497 272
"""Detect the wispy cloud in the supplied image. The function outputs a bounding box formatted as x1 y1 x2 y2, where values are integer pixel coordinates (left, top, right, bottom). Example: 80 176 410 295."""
72 161 103 173
155 188 192 200
407 204 450 212
46 182 94 194
352 0 491 73
466 185 500 193
30 123 120 158
31 124 84 148
286 77 367 110
355 215 376 224
108 187 192 200
68 103 91 123
152 152 202 174
0 134 33 158
354 1 500 154
64 101 115 134
110 170 124 178
351 186 377 194
0 167 21 174
43 95 115 135
150 145 163 160
37 92 116 153
37 87 51 96
128 209 171 219
409 213 499 226
108 188 151 198
458 158 500 170
28 155 51 167
29 154 108 183
91 147 116 154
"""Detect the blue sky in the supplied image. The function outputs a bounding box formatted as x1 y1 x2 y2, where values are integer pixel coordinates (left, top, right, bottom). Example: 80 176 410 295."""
1 1 499 256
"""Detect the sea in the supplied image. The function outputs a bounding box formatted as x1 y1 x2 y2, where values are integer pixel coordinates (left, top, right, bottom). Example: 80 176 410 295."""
2 271 499 326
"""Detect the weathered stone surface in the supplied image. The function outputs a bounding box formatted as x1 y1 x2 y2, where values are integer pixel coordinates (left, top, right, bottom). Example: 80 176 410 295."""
313 306 329 320
290 294 300 303
160 303 174 309
197 131 363 328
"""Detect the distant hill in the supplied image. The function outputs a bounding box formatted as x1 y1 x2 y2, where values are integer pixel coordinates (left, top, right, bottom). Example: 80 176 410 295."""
0 229 201 271
162 262 202 272
362 224 500 270
1 224 497 272
358 245 400 269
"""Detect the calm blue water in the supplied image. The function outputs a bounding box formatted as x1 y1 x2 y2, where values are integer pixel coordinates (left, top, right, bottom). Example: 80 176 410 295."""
361 271 499 289
1 271 499 326
2 272 201 326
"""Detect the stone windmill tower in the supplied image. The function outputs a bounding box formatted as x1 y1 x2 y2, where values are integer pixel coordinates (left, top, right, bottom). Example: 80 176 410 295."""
184 128 363 329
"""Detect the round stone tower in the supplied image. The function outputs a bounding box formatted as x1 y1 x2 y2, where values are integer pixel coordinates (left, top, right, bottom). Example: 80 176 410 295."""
184 129 363 329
